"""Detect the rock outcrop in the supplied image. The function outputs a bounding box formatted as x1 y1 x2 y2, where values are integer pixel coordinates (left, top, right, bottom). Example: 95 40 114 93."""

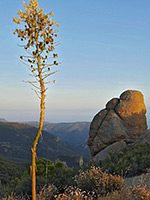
88 90 147 162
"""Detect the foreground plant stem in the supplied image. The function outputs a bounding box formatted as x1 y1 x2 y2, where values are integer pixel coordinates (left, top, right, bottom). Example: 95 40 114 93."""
32 48 45 200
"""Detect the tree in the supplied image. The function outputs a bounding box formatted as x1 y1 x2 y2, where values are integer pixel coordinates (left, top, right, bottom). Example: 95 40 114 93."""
13 0 59 199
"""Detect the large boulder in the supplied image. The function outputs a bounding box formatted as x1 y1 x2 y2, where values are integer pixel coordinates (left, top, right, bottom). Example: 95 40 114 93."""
88 90 147 161
92 140 127 162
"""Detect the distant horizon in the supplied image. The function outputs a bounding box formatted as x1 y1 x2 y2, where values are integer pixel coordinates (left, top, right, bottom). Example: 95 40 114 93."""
1 113 150 129
0 117 90 123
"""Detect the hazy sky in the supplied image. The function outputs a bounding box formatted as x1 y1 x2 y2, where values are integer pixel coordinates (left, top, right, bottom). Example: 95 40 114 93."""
0 0 150 125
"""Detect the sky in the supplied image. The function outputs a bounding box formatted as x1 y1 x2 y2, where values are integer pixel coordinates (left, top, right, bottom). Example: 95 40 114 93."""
0 0 150 125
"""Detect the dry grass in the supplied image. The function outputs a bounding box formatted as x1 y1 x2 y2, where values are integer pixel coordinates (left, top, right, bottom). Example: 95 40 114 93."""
37 185 55 200
74 166 124 197
2 186 150 200
2 170 150 200
1 193 30 200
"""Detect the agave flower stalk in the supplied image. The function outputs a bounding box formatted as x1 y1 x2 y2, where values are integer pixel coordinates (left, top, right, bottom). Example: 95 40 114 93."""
13 1 59 199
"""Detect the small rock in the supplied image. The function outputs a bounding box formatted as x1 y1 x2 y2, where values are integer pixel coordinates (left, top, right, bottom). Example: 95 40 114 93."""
106 98 120 110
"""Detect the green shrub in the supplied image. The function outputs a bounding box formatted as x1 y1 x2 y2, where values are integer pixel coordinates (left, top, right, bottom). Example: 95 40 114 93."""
99 143 150 177
36 158 74 191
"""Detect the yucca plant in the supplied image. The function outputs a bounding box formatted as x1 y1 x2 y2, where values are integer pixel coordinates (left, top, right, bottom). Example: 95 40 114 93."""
13 0 60 199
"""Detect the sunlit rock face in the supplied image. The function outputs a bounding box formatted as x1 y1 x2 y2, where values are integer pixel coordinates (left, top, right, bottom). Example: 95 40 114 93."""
88 90 147 162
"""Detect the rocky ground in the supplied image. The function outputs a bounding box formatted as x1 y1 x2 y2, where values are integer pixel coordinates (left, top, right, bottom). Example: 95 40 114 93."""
125 172 150 189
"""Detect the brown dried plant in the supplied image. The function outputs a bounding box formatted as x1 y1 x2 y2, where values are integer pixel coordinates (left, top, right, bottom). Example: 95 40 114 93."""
13 0 59 199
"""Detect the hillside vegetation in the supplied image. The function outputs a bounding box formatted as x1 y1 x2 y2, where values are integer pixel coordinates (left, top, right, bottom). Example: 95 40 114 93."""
1 143 150 199
0 157 29 185
1 119 150 199
99 143 150 177
26 121 90 147
0 122 89 163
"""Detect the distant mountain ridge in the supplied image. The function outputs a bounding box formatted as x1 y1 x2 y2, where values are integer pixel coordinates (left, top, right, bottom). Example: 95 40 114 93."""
26 121 90 147
0 122 90 165
0 118 7 122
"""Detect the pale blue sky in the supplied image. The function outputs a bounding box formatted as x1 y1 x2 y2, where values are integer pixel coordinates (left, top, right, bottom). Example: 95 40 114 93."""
0 0 150 125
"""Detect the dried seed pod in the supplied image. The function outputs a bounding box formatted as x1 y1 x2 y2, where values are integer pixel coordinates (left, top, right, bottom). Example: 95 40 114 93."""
28 59 32 63
53 54 58 58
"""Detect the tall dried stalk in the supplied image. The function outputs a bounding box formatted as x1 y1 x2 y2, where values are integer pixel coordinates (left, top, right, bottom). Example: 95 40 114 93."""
13 1 59 199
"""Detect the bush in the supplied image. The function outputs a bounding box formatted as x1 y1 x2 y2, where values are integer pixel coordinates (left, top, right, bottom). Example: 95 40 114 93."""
36 158 75 192
74 166 124 198
56 186 96 199
3 178 150 200
55 187 133 200
99 143 150 177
